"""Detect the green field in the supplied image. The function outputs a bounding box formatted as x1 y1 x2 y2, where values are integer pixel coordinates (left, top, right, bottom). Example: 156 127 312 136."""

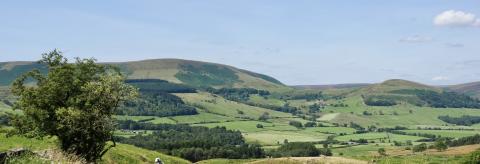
243 130 329 145
335 132 425 142
304 126 357 134
176 92 293 119
320 95 480 128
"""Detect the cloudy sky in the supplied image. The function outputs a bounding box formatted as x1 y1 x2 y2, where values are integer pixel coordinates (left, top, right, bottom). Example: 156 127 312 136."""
1 0 480 85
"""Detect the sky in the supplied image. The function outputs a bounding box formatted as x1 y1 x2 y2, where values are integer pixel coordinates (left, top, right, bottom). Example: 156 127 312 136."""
1 0 480 85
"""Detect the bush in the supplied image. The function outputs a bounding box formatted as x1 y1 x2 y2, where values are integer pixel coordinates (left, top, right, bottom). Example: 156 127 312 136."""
304 122 317 127
412 143 427 153
289 121 303 128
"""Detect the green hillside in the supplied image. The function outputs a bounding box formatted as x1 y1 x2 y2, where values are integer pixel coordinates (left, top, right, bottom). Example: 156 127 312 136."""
0 59 288 92
112 59 289 91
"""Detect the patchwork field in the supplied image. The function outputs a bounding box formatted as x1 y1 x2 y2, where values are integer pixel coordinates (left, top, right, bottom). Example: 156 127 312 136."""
176 92 293 119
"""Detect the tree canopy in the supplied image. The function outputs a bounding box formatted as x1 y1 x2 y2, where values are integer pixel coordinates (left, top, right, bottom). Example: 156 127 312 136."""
10 50 137 162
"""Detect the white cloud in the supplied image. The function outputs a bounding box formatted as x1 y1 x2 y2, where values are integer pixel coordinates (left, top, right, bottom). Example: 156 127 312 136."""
432 76 449 81
434 10 480 27
399 35 432 43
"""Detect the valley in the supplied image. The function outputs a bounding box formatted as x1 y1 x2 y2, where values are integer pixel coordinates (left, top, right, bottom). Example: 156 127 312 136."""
1 59 480 163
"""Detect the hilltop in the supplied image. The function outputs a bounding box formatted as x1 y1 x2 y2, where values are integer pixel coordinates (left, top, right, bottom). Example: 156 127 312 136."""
292 83 371 90
0 59 288 91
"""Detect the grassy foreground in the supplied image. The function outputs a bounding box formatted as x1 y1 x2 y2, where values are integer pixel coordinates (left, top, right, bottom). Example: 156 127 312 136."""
0 133 190 164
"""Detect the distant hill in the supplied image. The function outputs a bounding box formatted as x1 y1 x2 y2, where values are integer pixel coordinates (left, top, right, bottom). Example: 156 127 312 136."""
0 59 288 91
445 81 480 99
360 79 440 94
350 79 480 108
293 83 371 90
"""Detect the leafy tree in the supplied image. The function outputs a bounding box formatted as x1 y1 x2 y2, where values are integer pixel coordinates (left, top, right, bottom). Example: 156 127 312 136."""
258 112 270 121
10 50 137 162
434 139 448 151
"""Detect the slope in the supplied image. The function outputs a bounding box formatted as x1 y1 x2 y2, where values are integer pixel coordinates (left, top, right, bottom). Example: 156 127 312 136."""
0 59 289 92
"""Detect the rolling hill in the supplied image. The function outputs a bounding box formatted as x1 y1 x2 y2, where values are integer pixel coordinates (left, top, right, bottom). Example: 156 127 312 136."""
0 59 288 91
446 81 480 99
292 83 371 90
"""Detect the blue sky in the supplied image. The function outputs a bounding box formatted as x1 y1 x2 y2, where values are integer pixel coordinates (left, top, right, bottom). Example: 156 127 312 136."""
1 0 480 85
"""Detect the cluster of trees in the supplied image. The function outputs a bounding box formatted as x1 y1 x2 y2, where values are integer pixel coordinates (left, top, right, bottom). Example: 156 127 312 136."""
308 103 322 113
269 142 331 157
116 79 199 117
246 102 300 115
390 89 480 108
363 95 397 106
438 115 480 126
116 121 264 162
117 92 197 117
412 143 427 152
349 122 365 131
448 134 480 147
206 87 270 102
285 92 325 101
415 90 480 108
289 121 303 128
